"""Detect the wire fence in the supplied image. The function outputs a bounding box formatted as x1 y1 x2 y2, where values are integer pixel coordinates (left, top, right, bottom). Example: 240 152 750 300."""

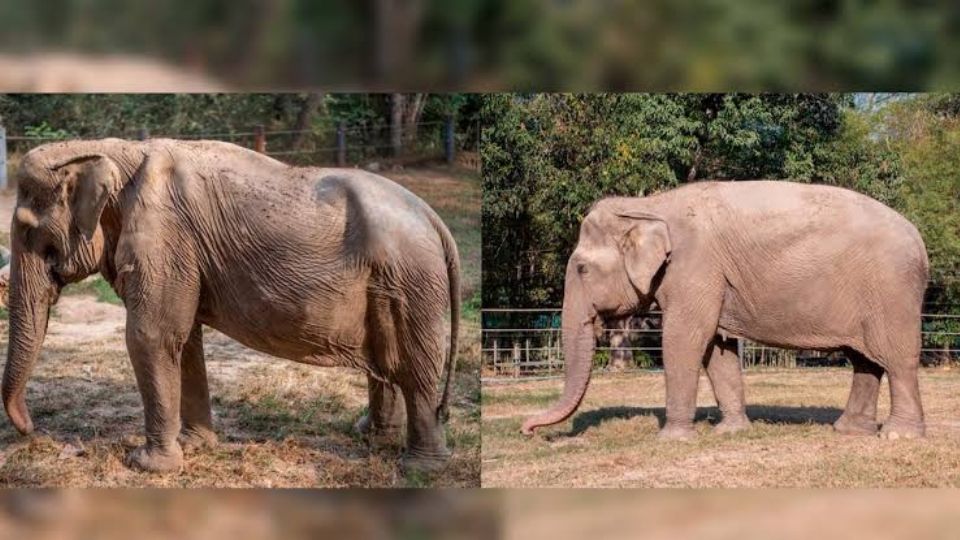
0 118 481 190
481 303 960 382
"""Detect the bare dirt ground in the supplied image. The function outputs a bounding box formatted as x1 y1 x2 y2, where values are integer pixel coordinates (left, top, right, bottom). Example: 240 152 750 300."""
483 368 960 487
0 164 481 487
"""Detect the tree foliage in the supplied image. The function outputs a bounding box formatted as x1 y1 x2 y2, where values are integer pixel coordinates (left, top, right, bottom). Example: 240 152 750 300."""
0 94 481 139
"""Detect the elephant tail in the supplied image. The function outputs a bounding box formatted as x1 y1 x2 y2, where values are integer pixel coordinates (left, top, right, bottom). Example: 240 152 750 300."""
433 214 461 424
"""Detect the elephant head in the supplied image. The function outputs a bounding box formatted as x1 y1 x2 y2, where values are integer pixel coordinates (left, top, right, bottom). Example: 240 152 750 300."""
521 203 671 434
3 139 136 435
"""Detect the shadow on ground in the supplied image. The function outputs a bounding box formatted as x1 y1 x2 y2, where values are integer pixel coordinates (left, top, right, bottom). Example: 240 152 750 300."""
559 404 844 437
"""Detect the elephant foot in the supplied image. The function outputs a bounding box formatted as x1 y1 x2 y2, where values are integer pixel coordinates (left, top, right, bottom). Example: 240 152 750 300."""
178 427 218 455
833 414 879 436
714 415 751 435
125 443 184 473
880 418 925 440
657 423 697 441
401 448 451 476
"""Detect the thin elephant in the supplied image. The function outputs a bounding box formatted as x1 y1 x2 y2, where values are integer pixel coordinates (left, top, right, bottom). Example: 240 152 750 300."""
3 139 460 474
522 181 928 441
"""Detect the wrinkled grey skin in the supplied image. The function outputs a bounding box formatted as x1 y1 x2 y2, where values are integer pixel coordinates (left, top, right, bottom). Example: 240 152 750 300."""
523 181 928 441
3 139 460 474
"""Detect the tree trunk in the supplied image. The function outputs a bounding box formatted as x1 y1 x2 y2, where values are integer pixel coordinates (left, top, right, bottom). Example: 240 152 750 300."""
390 93 405 156
291 92 324 150
403 93 427 146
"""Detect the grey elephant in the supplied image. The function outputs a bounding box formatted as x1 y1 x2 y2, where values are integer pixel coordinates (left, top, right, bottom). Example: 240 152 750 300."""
3 139 460 474
522 181 928 441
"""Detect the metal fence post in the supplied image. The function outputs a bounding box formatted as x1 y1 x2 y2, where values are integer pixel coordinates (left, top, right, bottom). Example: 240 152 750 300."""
0 125 6 191
254 125 266 153
444 115 455 164
337 121 346 166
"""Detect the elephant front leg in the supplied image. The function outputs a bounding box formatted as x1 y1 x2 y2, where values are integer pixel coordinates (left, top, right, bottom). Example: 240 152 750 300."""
834 352 883 436
704 337 750 435
658 308 718 441
124 321 188 473
355 375 406 448
178 323 218 454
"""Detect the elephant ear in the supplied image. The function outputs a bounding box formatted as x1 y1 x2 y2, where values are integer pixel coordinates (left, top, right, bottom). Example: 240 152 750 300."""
617 211 672 296
55 155 121 241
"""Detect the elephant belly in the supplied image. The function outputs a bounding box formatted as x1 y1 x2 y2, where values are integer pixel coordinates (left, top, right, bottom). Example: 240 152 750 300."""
717 281 861 351
197 281 371 368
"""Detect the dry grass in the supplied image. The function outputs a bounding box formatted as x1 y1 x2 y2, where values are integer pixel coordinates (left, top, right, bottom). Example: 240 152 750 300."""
482 368 960 487
0 165 480 487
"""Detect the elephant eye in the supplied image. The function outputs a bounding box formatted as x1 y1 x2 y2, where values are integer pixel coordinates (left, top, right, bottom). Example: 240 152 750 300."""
576 263 588 275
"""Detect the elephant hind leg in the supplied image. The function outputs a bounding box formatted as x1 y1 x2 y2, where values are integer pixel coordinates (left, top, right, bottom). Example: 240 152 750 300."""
398 379 450 474
396 309 450 474
880 362 925 439
834 349 883 436
861 322 925 439
358 294 408 447
355 375 406 448
704 337 750 435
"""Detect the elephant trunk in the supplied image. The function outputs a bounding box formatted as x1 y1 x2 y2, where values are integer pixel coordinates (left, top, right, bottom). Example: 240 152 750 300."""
2 241 56 435
521 264 596 435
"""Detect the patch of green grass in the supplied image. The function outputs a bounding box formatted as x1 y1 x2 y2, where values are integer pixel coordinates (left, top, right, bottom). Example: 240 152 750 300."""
0 306 7 320
403 469 432 488
62 275 123 305
462 290 481 324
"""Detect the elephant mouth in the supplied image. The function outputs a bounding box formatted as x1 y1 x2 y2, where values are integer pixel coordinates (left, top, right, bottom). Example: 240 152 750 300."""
49 265 67 289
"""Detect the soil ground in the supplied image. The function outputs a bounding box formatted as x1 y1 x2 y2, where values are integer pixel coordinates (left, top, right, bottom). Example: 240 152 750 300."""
483 368 960 487
0 164 481 487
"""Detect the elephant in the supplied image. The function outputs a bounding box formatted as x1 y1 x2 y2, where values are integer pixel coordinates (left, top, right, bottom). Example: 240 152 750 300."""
2 138 460 474
522 181 928 441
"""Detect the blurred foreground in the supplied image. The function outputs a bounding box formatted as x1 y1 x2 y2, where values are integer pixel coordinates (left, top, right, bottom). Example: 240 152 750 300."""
3 489 960 540
0 490 498 540
504 490 960 540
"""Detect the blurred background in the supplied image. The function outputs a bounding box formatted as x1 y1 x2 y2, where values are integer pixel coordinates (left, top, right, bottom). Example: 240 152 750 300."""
1 0 960 91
